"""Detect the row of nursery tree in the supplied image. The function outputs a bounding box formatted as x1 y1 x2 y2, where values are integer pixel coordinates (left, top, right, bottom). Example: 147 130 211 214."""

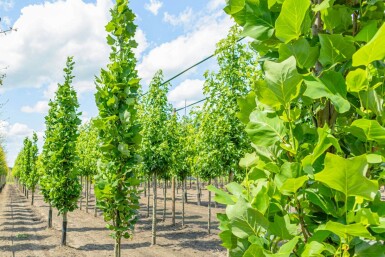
11 1 259 256
0 146 8 192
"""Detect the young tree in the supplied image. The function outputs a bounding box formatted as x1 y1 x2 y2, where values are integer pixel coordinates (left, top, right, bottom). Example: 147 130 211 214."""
139 70 172 245
196 26 256 234
44 56 81 246
0 146 7 192
76 121 100 213
212 1 385 256
26 133 39 205
40 99 59 228
93 1 142 256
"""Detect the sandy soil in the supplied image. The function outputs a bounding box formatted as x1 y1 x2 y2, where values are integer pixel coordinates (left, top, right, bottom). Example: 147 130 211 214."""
0 183 226 257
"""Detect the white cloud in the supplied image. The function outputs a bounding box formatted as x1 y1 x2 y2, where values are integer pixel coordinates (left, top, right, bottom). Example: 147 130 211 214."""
138 12 233 84
144 0 162 15
163 7 193 27
168 79 204 108
207 0 225 11
0 0 14 11
134 29 149 59
0 121 33 137
0 0 113 91
21 101 49 114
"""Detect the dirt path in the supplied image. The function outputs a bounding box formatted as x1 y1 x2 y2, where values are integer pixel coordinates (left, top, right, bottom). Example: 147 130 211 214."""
0 184 226 257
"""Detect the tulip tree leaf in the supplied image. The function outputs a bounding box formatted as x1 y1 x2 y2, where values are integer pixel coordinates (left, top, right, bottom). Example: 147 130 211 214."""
275 0 310 43
318 34 356 66
314 154 378 200
279 38 319 69
263 56 303 106
317 221 375 240
349 119 385 145
353 23 385 67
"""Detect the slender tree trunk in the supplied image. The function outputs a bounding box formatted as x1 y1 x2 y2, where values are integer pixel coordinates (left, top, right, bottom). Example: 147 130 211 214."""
176 177 179 194
197 176 201 206
114 236 121 257
162 178 166 222
144 180 147 197
208 178 212 234
171 176 176 226
182 178 185 227
190 176 192 189
61 212 67 246
184 179 188 203
86 176 89 213
31 189 34 206
213 178 218 208
80 176 83 210
147 178 150 218
152 172 157 245
48 204 53 228
26 188 29 199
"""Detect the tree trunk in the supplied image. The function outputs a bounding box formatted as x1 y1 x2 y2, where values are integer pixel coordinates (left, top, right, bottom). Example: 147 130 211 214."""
197 176 201 206
26 189 29 199
147 178 150 218
144 180 147 197
61 212 67 246
213 178 218 208
80 176 83 210
114 236 121 257
208 178 212 234
152 172 157 245
31 189 34 206
176 177 179 194
171 176 176 226
190 176 192 189
48 204 53 228
86 176 89 213
162 178 166 222
182 178 185 227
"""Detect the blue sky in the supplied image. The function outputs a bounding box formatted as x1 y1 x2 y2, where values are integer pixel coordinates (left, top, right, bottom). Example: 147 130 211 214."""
0 0 233 164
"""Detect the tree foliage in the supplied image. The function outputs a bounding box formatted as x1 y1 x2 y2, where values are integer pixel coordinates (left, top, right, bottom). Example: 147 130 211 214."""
76 121 100 177
93 0 142 254
210 1 385 256
196 26 256 182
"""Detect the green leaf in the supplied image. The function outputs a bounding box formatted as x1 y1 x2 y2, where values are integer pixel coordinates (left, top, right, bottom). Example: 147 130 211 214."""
349 119 385 145
312 0 334 12
346 68 369 92
270 236 299 257
239 152 259 169
317 221 375 240
355 21 378 43
243 244 265 257
224 0 245 15
314 154 378 200
301 241 325 257
275 0 310 43
246 111 285 147
263 56 303 106
219 230 237 249
269 214 297 239
353 23 385 67
279 175 308 195
303 71 350 113
207 185 235 205
237 91 257 124
106 35 116 45
321 5 351 33
355 242 385 257
278 38 319 69
318 34 356 66
230 208 269 239
359 89 384 117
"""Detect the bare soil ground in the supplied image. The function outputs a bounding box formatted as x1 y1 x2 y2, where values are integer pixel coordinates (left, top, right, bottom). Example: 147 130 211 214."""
0 183 226 257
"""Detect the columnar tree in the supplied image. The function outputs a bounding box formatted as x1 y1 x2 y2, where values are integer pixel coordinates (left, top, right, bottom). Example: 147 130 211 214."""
0 146 7 191
76 121 100 213
212 1 385 256
40 99 59 228
93 1 142 256
44 56 81 246
139 70 172 245
26 133 39 205
196 26 255 234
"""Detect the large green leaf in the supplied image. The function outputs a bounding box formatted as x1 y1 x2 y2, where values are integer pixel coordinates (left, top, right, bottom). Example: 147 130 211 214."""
224 0 246 15
314 154 378 200
237 91 257 124
269 215 297 239
317 221 375 240
279 175 308 195
346 68 369 92
263 56 303 106
230 208 269 238
246 110 286 147
207 185 236 205
279 38 319 69
275 0 310 43
349 119 385 145
301 241 325 257
359 89 384 117
355 21 378 43
353 23 385 67
318 34 356 66
356 242 385 257
303 71 350 113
